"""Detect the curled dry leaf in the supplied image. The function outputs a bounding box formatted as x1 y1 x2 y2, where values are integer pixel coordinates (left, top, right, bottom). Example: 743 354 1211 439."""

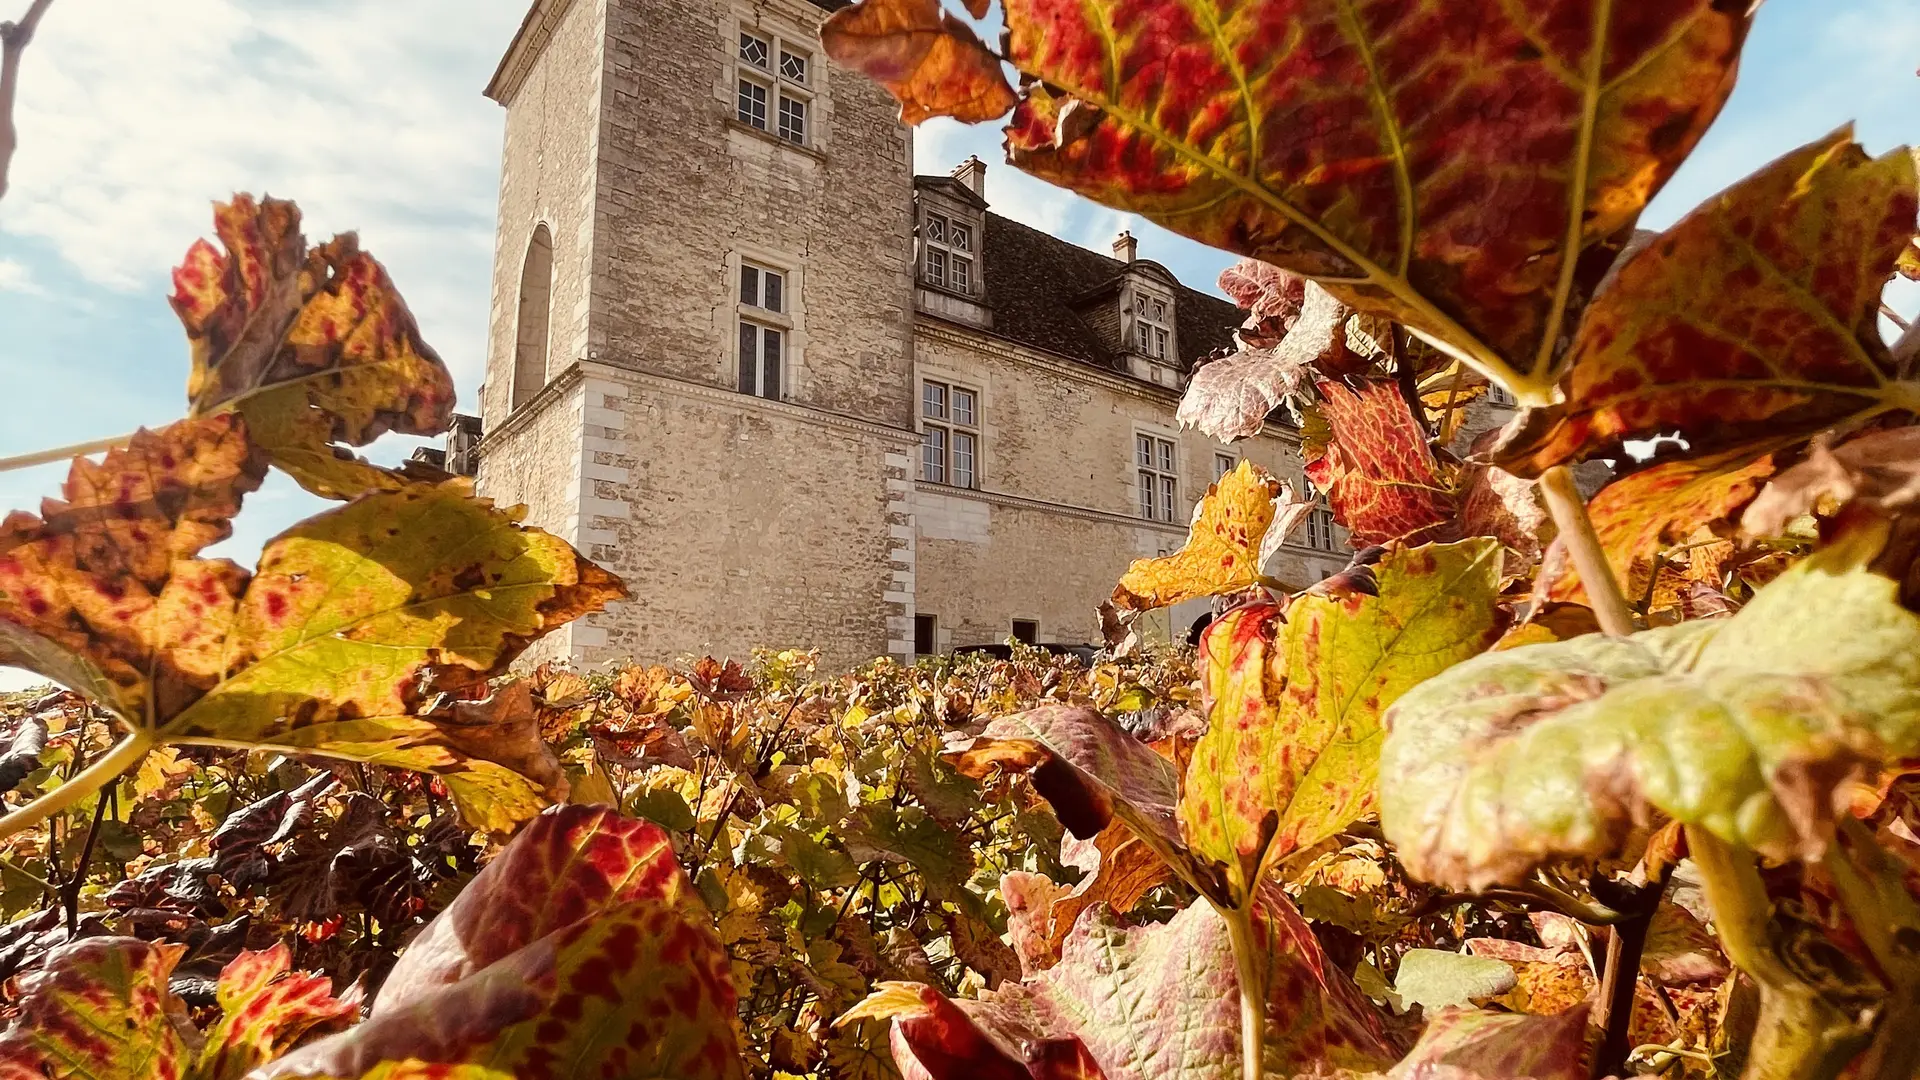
1217 258 1306 338
0 425 622 833
1178 283 1349 442
1109 461 1310 610
819 0 1016 125
263 805 743 1080
1496 128 1920 475
170 195 457 500
1743 427 1920 538
1182 540 1505 905
1381 551 1920 889
1000 822 1171 975
849 894 1398 1080
1304 379 1453 547
984 0 1751 400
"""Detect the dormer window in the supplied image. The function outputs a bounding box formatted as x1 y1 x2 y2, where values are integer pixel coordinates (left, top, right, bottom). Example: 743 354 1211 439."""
922 212 975 295
1132 293 1172 360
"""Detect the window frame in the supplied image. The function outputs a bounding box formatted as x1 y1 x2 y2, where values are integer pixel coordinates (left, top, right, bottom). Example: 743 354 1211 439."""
734 257 793 401
919 378 980 488
1136 432 1179 523
919 210 977 297
1212 452 1237 482
1010 619 1039 645
913 613 937 656
735 27 812 147
1301 478 1338 552
1127 287 1175 362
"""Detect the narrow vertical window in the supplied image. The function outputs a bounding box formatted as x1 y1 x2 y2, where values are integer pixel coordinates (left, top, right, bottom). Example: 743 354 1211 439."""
1214 453 1236 481
920 380 981 487
1011 619 1038 645
919 211 978 295
1129 290 1175 362
736 261 787 401
1136 434 1179 522
511 223 554 412
913 613 937 655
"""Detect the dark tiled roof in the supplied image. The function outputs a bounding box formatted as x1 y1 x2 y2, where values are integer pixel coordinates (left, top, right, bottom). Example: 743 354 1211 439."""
973 210 1241 374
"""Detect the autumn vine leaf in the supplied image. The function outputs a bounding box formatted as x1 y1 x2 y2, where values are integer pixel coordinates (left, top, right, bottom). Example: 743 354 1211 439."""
199 944 358 1080
819 0 1015 125
1380 549 1920 890
1743 427 1920 537
1181 539 1504 906
0 428 624 837
170 194 457 500
1381 1006 1591 1080
846 895 1398 1080
1179 283 1349 442
264 805 744 1080
836 0 1753 400
1109 461 1311 610
1496 128 1920 476
0 937 190 1080
1304 379 1453 547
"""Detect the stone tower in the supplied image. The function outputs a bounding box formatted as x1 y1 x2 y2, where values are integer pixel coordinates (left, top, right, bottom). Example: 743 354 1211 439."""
477 0 918 669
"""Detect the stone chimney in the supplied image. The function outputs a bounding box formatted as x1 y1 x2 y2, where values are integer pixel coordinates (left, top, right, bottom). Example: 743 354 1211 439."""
1112 230 1137 263
952 155 987 197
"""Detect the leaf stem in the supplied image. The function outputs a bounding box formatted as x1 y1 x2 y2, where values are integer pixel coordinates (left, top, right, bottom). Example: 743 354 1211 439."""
0 431 135 474
1539 465 1635 636
0 729 150 842
1224 906 1267 1080
1589 889 1658 1079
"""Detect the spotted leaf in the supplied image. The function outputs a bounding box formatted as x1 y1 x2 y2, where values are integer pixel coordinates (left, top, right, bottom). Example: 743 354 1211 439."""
1381 550 1920 889
0 938 191 1080
1110 461 1311 610
170 194 457 499
261 805 744 1080
903 0 1756 401
1496 128 1920 475
1304 379 1453 547
1182 540 1504 905
200 944 357 1080
820 0 1016 125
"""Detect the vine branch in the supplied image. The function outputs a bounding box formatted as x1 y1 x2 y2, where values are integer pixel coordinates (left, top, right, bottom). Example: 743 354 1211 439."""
0 0 54 204
0 730 150 842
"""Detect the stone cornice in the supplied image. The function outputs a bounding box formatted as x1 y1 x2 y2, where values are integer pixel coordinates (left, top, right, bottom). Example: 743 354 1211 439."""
473 360 920 458
915 320 1299 449
485 0 577 105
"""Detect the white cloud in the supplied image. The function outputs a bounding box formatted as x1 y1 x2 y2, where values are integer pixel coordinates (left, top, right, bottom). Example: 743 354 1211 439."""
0 258 44 295
1 0 527 389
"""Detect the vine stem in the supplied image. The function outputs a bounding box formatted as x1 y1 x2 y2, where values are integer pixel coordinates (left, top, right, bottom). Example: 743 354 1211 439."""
1686 826 1868 1080
0 432 134 474
1224 907 1267 1080
0 730 151 842
1538 465 1635 636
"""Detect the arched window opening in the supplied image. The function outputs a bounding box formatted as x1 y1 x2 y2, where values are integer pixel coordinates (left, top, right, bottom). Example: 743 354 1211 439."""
511 224 554 412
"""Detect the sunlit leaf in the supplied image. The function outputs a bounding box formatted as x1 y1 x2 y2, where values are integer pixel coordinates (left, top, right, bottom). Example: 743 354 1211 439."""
198 944 357 1080
1496 128 1920 474
1381 550 1920 889
0 937 190 1080
1002 823 1171 974
1389 949 1516 1012
1110 461 1309 610
170 194 457 500
1182 540 1503 903
1380 1006 1589 1080
942 0 1754 399
263 805 744 1080
1304 379 1452 547
1179 284 1349 442
820 0 1016 125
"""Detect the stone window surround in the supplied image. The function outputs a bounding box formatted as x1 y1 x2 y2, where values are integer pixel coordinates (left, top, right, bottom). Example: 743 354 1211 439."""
920 209 977 296
1302 475 1339 552
729 8 823 151
725 245 806 401
509 221 557 414
915 360 991 488
1132 421 1182 524
918 377 980 488
915 192 984 301
1211 449 1238 483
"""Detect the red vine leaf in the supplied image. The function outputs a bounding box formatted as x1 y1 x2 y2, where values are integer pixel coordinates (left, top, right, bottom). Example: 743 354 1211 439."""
198 944 359 1080
1381 1006 1589 1080
264 805 744 1080
1496 128 1920 475
1304 379 1452 547
0 938 190 1080
820 0 1017 125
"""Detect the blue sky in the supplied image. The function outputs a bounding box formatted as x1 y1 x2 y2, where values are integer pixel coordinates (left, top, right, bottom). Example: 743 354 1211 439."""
0 0 1914 690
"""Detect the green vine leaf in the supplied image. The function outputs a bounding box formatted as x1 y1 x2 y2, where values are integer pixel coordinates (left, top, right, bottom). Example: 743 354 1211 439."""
1381 550 1920 889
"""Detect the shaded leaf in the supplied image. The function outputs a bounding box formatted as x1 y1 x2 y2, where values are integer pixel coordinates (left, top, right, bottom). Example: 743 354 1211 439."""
820 0 1016 125
1182 540 1504 903
1382 1006 1589 1080
1390 949 1517 1012
0 937 190 1080
1381 551 1920 889
1217 258 1306 336
980 0 1750 399
1109 461 1306 610
869 895 1398 1080
1001 823 1171 975
1179 283 1348 442
1496 128 1920 474
170 195 456 499
1304 379 1452 547
263 805 743 1080
1743 427 1920 537
0 713 46 796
